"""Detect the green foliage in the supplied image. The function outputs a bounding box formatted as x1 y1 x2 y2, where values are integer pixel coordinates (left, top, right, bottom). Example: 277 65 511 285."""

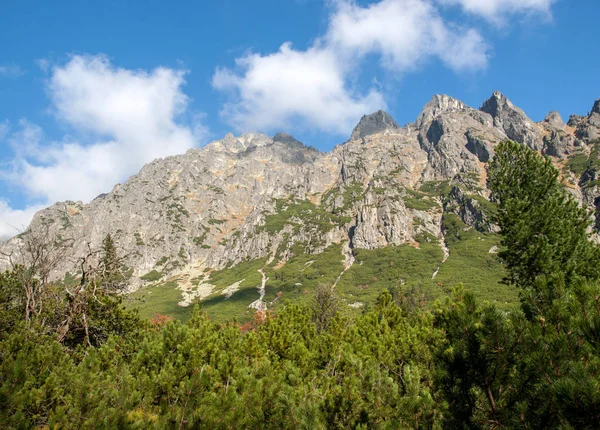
488 140 600 313
192 233 206 246
339 182 364 212
311 283 341 333
60 212 71 229
200 246 346 324
154 256 168 267
99 233 127 290
430 141 600 428
467 193 497 216
140 270 163 282
419 180 453 197
566 142 600 175
403 188 439 210
337 242 442 304
436 215 516 309
567 151 590 174
210 259 267 290
134 232 144 246
0 268 26 337
129 281 189 322
259 198 350 235
434 288 535 427
267 245 344 301
199 259 268 323
320 183 365 220
0 297 446 429
207 218 226 225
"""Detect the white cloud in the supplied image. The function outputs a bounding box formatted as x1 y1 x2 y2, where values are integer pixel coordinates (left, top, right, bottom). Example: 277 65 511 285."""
0 201 45 241
213 44 385 133
437 0 555 23
1 55 204 235
48 55 194 163
213 0 488 133
327 0 487 71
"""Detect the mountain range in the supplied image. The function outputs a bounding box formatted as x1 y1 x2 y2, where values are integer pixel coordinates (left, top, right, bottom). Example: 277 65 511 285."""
2 91 600 322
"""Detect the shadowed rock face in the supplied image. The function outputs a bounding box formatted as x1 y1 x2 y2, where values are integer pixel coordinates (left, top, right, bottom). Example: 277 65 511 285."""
350 110 400 140
273 132 305 147
2 92 599 293
570 99 600 140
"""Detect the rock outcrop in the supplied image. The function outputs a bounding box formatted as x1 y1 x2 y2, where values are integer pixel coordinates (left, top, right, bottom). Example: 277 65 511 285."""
350 110 401 140
544 111 566 130
481 91 543 150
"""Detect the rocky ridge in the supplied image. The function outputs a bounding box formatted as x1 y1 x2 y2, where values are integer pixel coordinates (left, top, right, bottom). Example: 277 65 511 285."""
2 92 600 315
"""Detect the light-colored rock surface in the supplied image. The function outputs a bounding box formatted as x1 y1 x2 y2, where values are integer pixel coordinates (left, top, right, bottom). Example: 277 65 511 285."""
2 92 599 297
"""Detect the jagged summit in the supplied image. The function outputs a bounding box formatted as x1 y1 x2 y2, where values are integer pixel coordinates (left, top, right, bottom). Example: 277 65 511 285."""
480 91 532 124
416 94 468 128
273 132 306 148
350 110 400 141
480 90 512 116
543 110 566 129
480 91 542 149
3 92 600 309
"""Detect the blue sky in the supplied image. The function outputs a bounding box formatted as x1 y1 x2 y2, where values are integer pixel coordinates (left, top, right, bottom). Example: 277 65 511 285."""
0 0 599 238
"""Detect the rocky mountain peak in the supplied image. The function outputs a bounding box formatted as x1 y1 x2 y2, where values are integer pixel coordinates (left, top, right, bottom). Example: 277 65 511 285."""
203 132 272 155
416 94 467 128
2 92 600 315
350 110 400 141
273 132 305 148
568 114 585 127
543 110 566 129
480 91 511 116
272 133 320 164
480 91 542 149
592 99 600 115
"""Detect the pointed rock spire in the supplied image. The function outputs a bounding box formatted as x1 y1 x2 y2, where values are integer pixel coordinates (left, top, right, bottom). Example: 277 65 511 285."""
480 91 542 150
592 99 600 115
416 94 467 128
543 110 566 129
273 132 304 148
350 110 400 141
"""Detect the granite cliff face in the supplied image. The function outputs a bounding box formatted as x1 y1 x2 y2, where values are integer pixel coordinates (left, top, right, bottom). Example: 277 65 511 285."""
2 92 599 311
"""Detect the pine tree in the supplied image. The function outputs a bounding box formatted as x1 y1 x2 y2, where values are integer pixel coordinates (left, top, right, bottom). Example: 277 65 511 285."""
311 283 340 333
434 142 600 428
99 233 123 291
100 234 116 275
487 140 600 316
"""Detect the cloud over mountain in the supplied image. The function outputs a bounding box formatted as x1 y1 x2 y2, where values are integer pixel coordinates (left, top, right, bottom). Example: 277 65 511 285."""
0 55 204 239
213 0 488 134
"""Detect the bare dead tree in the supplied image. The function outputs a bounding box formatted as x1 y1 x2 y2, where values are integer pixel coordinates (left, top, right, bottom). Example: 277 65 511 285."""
0 223 73 325
56 242 99 346
1 221 131 345
57 236 130 346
